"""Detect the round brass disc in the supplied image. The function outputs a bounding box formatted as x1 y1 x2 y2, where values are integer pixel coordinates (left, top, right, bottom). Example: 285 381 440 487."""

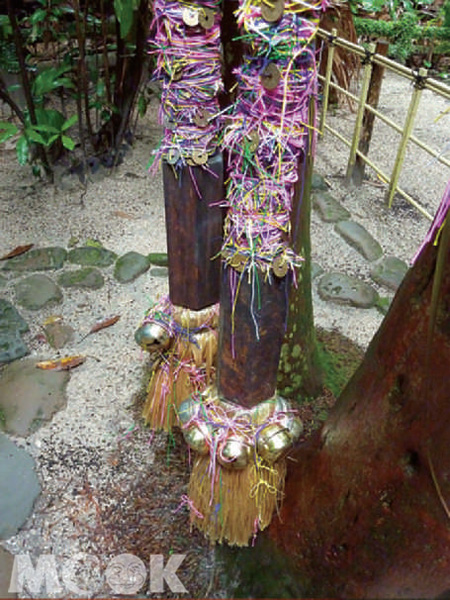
182 6 199 27
245 130 260 153
229 252 247 273
191 148 208 165
199 7 215 29
193 108 210 128
272 254 288 278
261 62 281 90
166 148 180 165
261 0 284 23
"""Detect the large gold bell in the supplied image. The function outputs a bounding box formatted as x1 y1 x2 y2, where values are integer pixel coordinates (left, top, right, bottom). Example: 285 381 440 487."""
257 423 292 463
134 322 171 352
284 415 303 442
183 423 212 455
217 435 251 470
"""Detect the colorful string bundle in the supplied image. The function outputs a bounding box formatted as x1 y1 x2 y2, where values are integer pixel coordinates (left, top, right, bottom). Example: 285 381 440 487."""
148 0 224 174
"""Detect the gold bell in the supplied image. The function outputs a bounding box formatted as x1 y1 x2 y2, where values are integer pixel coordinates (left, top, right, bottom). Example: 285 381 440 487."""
177 397 199 426
217 435 251 470
257 423 292 463
284 415 303 442
183 423 212 455
134 322 171 352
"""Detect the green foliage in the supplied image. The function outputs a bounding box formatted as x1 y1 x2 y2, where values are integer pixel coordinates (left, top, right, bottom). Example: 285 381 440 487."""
114 0 140 38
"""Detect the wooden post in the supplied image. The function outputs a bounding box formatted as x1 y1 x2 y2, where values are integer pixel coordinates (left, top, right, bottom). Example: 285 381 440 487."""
345 42 376 184
386 67 427 208
217 267 289 408
163 153 225 310
319 28 337 137
351 40 389 186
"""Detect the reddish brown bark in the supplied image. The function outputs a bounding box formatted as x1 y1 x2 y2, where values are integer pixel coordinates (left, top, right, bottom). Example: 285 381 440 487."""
268 227 450 598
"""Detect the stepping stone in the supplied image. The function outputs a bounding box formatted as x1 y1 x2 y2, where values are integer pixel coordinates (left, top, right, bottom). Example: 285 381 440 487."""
0 547 16 598
67 246 117 268
371 256 408 291
318 272 379 308
0 275 7 289
313 191 351 223
1 247 66 272
311 262 324 280
58 267 104 290
43 320 75 349
0 300 29 364
335 220 383 262
114 251 150 283
14 274 63 311
150 266 169 278
0 357 69 436
147 252 169 267
311 173 328 191
0 433 40 539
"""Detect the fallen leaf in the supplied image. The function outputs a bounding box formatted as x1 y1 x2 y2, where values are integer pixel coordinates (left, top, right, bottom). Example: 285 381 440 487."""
36 356 86 371
112 210 137 220
88 314 121 336
42 315 63 326
0 244 34 260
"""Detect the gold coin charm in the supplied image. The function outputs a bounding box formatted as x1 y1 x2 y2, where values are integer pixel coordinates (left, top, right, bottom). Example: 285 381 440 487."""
193 108 210 128
261 0 284 23
191 148 208 165
182 6 199 27
199 7 215 29
272 254 288 278
229 252 247 273
261 62 281 90
245 130 260 153
172 65 183 81
166 148 180 165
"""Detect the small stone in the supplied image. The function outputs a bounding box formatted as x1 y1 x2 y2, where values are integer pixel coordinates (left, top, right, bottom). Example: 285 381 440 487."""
0 357 69 436
150 266 169 278
335 221 383 262
311 173 328 191
147 252 169 267
15 274 63 311
0 547 16 598
0 300 29 334
58 267 105 290
311 262 324 280
313 191 351 223
1 247 67 272
67 247 117 267
43 321 75 349
0 330 29 364
318 272 379 308
375 296 392 315
114 252 150 283
0 433 40 539
371 256 409 291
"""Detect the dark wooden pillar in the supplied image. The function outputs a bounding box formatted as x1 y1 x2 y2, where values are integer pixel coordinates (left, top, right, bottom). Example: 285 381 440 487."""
217 266 289 408
163 153 225 310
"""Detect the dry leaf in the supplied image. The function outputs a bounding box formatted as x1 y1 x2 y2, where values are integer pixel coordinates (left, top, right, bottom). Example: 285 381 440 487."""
0 244 34 260
42 315 63 326
112 210 136 220
36 356 86 371
88 315 121 336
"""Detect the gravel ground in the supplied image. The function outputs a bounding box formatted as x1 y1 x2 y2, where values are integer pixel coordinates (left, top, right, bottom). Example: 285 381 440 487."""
0 68 449 598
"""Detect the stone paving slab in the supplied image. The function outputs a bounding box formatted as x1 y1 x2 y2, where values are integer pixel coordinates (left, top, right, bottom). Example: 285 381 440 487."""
67 246 117 267
58 267 105 290
1 247 67 272
14 274 63 311
371 256 409 291
335 220 383 262
114 251 150 283
318 272 379 309
313 191 351 223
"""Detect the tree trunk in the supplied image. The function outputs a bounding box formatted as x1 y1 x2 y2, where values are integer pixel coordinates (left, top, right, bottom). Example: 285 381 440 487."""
277 102 324 401
266 214 450 597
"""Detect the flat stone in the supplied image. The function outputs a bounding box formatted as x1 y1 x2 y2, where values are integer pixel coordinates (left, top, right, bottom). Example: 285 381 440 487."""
0 357 69 436
335 220 383 262
318 272 379 308
0 330 29 364
114 251 150 283
0 275 7 288
150 266 169 278
58 267 104 290
313 191 351 223
147 252 168 267
371 255 408 291
0 300 29 335
1 247 67 272
67 246 117 267
311 173 328 191
311 262 324 280
0 433 40 539
14 274 63 311
0 547 16 598
43 321 75 349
